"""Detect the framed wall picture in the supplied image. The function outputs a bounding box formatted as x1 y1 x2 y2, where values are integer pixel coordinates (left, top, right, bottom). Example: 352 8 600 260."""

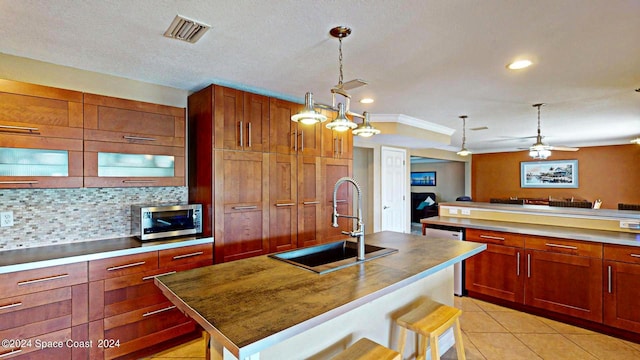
520 160 578 188
410 171 436 186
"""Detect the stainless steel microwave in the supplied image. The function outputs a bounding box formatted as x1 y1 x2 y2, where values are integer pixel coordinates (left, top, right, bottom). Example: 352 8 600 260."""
131 204 202 240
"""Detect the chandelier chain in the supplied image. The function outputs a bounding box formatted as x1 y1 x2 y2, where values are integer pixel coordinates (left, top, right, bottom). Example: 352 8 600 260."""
338 38 344 85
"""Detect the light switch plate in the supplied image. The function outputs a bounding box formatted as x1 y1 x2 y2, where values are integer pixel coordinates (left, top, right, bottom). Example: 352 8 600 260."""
461 209 471 215
448 208 458 215
0 211 13 227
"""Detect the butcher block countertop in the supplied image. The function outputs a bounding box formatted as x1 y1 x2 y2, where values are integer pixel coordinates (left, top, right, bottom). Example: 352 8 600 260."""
154 231 485 359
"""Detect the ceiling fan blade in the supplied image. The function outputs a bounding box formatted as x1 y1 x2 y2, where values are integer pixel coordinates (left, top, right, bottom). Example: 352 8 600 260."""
342 79 368 90
549 146 579 151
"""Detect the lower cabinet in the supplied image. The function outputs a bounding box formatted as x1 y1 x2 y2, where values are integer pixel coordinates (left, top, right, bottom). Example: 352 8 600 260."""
0 263 88 360
465 229 603 323
604 244 640 332
88 244 213 360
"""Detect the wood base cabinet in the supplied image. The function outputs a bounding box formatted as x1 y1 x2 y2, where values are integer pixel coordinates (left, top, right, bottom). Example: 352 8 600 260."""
604 244 640 332
88 244 212 359
466 229 603 322
0 263 88 360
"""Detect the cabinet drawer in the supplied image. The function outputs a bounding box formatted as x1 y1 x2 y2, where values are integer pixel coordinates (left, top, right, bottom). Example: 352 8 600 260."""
604 244 640 264
466 228 524 247
89 252 158 281
158 243 213 268
0 327 72 360
0 287 72 332
0 262 87 298
525 236 602 258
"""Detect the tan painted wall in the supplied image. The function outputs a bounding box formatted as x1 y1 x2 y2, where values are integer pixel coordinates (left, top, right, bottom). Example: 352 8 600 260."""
471 144 640 209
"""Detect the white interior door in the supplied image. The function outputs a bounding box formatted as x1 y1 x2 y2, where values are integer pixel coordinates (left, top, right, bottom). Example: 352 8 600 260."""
380 146 407 232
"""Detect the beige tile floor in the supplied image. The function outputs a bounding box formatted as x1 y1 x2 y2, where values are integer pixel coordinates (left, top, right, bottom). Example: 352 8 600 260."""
145 297 640 360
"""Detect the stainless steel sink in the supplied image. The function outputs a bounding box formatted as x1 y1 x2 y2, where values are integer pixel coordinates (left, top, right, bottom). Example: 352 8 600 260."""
269 240 398 274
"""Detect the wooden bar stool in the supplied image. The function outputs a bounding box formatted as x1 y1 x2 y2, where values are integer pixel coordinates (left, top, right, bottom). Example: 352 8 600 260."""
332 338 401 360
396 300 465 360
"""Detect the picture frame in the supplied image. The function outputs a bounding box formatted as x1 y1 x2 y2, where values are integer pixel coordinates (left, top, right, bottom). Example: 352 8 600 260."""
520 160 578 188
410 171 437 186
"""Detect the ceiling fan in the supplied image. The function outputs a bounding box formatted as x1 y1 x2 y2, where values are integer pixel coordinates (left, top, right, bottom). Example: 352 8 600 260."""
524 103 579 159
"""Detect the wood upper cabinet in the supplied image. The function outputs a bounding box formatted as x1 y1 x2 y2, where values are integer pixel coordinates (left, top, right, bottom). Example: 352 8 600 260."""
269 153 297 252
214 86 270 152
0 79 83 188
214 150 269 263
604 244 640 332
465 229 525 303
83 93 186 187
322 157 353 243
269 98 322 156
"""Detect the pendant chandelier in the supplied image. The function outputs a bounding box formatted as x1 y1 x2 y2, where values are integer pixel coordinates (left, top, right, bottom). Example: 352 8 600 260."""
456 115 471 156
291 26 380 137
529 103 552 160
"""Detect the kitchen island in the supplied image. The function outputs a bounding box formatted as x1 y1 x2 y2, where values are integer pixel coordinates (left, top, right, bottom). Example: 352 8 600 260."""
154 231 485 360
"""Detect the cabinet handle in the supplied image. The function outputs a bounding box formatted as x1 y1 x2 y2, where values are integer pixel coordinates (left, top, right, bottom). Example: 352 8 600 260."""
333 137 338 156
276 203 295 207
172 251 204 260
122 180 158 183
0 124 39 133
107 261 146 272
630 254 640 258
334 199 347 203
17 273 69 286
479 235 505 241
300 130 304 151
292 130 298 151
0 302 22 310
527 253 531 278
142 305 176 318
239 121 244 148
232 205 257 210
303 201 320 205
516 252 520 277
0 181 38 184
607 265 612 294
339 137 343 156
0 349 22 358
247 122 252 148
123 135 156 141
545 243 578 250
142 271 177 281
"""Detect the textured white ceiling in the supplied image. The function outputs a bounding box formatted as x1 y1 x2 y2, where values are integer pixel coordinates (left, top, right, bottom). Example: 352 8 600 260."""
1 0 638 153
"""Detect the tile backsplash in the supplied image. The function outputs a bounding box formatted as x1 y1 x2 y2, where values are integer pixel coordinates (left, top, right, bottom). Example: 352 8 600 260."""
0 187 188 251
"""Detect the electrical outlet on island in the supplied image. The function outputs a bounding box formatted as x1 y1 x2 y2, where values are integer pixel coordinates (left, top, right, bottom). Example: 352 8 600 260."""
1 211 14 227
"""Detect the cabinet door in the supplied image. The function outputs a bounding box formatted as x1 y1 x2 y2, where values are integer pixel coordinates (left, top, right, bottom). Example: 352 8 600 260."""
214 86 244 150
244 92 270 152
297 156 322 248
269 98 301 154
0 79 83 188
322 158 353 243
464 243 524 303
296 122 322 157
214 150 269 262
269 153 297 252
604 260 640 332
525 249 602 322
321 110 353 159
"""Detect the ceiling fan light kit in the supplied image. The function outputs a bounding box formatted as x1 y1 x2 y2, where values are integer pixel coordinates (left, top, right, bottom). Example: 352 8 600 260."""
291 26 380 137
456 115 472 156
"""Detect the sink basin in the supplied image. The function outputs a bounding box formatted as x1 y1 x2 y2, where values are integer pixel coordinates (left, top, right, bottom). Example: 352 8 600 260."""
269 240 398 274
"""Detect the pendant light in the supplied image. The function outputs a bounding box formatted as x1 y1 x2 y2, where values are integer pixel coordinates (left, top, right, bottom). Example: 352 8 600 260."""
529 103 552 160
290 92 327 124
325 103 357 132
456 115 471 156
352 112 380 137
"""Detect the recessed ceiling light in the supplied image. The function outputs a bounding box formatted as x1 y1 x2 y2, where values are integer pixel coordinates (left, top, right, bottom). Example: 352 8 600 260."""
359 98 374 104
507 59 533 70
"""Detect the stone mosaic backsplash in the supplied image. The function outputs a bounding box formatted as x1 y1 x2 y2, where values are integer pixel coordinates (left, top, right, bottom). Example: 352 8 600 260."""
0 187 188 251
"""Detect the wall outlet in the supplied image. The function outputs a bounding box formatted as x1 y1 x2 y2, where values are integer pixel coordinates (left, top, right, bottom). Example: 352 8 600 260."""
448 208 459 215
0 211 14 227
461 208 471 215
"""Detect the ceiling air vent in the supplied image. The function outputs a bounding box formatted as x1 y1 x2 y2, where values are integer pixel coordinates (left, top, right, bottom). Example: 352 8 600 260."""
163 15 210 43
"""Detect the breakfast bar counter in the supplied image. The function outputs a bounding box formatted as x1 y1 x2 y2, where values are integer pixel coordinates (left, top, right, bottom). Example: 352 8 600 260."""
154 231 485 360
